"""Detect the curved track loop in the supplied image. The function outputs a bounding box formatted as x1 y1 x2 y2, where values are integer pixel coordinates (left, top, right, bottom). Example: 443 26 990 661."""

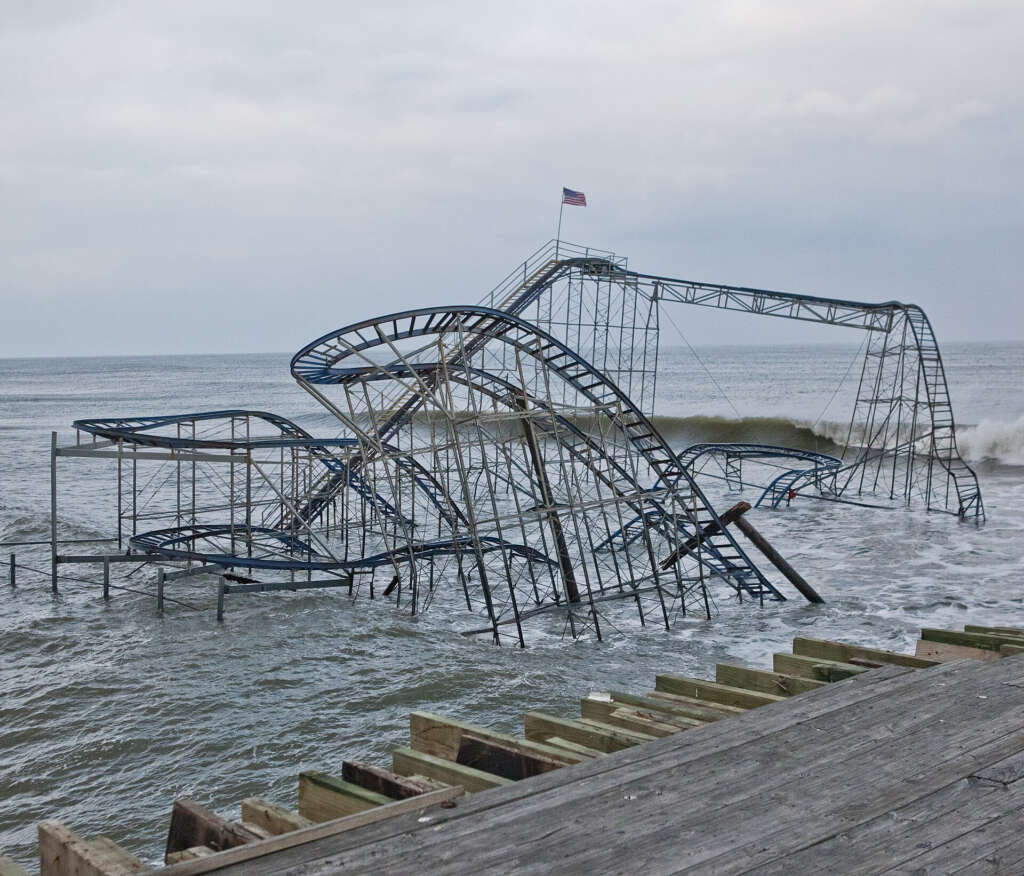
292 305 782 643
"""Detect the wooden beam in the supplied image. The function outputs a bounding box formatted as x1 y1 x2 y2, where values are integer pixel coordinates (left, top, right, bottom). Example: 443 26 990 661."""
165 847 214 865
158 787 463 876
915 640 1000 663
409 711 584 764
39 821 149 876
0 855 28 876
541 737 605 759
772 653 869 682
792 636 938 669
715 663 827 697
607 690 740 723
580 697 697 736
341 761 444 800
921 628 1024 652
392 747 512 792
523 711 653 753
297 773 392 822
654 675 783 709
239 800 312 837
965 624 1024 637
660 501 751 569
732 514 824 603
164 800 261 861
456 733 566 780
1001 644 1024 657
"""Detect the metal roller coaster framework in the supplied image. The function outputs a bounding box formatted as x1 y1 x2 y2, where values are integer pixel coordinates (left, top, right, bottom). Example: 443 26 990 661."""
48 240 983 642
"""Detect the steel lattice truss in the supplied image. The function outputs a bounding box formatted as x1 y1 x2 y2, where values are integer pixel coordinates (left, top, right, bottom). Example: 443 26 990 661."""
56 240 983 642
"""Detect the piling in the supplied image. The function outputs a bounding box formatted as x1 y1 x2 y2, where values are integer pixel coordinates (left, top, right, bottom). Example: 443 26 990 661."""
733 516 825 604
102 557 110 600
217 578 226 622
8 554 14 589
157 568 165 613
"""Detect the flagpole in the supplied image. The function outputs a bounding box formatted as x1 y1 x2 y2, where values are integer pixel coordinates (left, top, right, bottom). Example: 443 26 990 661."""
556 194 565 259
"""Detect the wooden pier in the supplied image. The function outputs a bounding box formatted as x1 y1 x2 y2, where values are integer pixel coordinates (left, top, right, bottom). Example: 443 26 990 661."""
10 624 1024 875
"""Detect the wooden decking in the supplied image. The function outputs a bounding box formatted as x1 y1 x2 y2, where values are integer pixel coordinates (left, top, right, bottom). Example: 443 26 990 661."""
191 655 1024 874
15 625 1024 875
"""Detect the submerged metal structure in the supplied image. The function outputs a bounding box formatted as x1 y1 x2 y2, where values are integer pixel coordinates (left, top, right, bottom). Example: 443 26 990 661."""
49 240 983 641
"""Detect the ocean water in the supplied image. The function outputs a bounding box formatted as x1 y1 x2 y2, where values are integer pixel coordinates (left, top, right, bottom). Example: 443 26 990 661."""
1 342 1023 869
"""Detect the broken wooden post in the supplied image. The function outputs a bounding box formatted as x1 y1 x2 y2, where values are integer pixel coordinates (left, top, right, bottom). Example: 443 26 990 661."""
102 557 110 600
38 821 149 875
732 515 825 604
660 501 751 569
216 578 225 622
8 554 14 589
165 799 260 862
156 568 164 613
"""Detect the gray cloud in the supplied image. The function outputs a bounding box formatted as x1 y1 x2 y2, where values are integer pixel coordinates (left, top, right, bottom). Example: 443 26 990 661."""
1 0 1022 355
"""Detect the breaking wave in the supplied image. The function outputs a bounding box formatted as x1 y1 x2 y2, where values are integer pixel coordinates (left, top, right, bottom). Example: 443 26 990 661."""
649 415 847 453
956 415 1024 467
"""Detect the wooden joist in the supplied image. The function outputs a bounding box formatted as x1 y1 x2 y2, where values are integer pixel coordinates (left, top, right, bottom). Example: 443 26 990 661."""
38 821 149 876
165 847 214 865
791 636 939 668
409 711 585 765
772 652 869 682
0 855 28 876
164 800 260 862
715 663 827 697
654 674 783 709
916 640 1000 663
456 733 566 780
965 624 1024 637
298 772 392 822
921 627 1024 652
523 711 653 753
341 761 444 800
239 799 312 836
607 689 739 723
392 747 512 792
580 697 697 736
541 737 605 759
157 787 464 875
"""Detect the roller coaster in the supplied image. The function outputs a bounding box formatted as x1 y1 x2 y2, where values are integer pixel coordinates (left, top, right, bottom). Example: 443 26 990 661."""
50 240 983 642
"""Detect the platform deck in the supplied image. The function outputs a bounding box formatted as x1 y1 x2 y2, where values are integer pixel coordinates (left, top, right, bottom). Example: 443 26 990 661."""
182 655 1024 875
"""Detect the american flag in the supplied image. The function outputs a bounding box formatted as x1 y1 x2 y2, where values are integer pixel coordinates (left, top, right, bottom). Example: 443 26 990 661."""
562 187 587 207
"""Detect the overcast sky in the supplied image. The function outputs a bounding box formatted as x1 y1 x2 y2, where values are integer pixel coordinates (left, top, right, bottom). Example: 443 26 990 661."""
2 1 1022 357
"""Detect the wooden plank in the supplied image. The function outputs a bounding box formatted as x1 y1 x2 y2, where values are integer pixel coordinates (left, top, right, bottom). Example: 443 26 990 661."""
165 801 261 860
607 690 738 723
654 674 783 709
165 847 214 865
409 711 584 764
233 823 271 841
198 664 933 876
965 624 1024 637
772 652 869 681
715 663 827 697
158 786 463 875
456 733 565 780
791 636 938 668
297 772 392 822
523 711 652 753
392 747 512 792
39 821 149 876
0 855 28 876
921 627 1024 652
341 761 444 799
239 799 312 836
643 690 747 718
1002 643 1024 657
541 737 604 759
580 697 696 736
227 660 1024 875
915 639 999 662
